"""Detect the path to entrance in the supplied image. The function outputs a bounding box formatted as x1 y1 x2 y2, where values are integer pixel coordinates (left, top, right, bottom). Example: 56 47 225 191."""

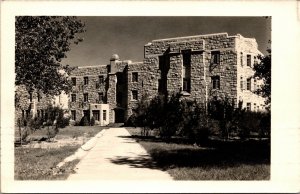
67 127 173 180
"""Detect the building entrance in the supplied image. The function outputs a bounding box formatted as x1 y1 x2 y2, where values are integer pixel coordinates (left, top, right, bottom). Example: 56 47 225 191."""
115 109 125 123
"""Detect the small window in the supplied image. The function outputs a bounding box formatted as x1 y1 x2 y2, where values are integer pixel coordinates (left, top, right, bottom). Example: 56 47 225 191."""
211 51 220 64
183 78 191 92
254 103 257 112
37 110 40 117
254 79 257 91
247 78 251 91
247 54 251 67
246 103 251 111
84 77 89 85
37 93 41 102
41 110 44 118
71 94 76 102
132 90 138 100
84 93 88 102
98 92 103 102
71 77 76 86
103 110 107 121
182 51 191 67
22 110 25 118
71 110 76 120
211 76 220 89
29 92 33 102
99 75 104 84
240 52 243 66
240 76 244 90
132 72 138 82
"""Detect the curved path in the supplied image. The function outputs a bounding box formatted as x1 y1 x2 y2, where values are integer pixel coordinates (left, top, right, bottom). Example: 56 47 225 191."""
67 127 172 180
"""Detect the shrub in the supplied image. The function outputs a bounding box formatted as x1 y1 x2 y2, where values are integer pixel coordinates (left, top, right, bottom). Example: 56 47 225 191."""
28 117 44 131
90 116 95 126
80 116 90 126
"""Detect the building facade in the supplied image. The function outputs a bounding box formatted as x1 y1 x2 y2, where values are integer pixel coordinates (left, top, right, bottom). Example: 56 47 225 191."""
68 32 266 125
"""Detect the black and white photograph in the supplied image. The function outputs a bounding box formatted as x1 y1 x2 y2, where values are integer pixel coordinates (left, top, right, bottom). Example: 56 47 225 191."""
1 1 299 193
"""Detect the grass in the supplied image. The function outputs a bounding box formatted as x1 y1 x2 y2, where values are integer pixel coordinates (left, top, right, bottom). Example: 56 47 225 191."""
125 127 270 180
15 126 106 180
15 146 80 180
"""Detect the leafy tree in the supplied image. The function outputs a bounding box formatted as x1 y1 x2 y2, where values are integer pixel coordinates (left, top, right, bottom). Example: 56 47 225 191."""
253 48 271 107
15 16 85 95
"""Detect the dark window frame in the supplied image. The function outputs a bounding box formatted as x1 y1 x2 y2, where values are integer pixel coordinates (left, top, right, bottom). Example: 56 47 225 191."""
211 76 220 89
211 51 220 64
84 77 89 85
132 90 138 100
247 54 251 67
83 93 88 102
71 110 76 120
99 75 104 84
132 72 138 82
71 94 76 102
71 77 76 86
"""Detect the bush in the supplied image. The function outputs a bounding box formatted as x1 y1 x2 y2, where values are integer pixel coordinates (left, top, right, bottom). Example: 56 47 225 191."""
28 117 44 131
80 116 90 126
90 116 95 126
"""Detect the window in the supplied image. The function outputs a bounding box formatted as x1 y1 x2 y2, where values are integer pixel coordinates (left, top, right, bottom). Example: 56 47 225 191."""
182 51 191 92
254 79 257 91
84 77 89 85
29 92 33 102
22 110 25 118
41 110 44 118
240 76 244 90
211 76 220 89
254 103 257 112
84 93 88 102
26 110 30 118
247 54 251 67
132 90 138 100
71 77 76 86
132 72 138 82
183 78 191 92
71 94 76 102
98 92 103 102
240 52 243 66
254 56 258 65
37 93 41 102
211 51 220 64
103 110 107 121
99 75 104 84
37 110 40 117
71 110 76 120
247 78 251 91
246 103 251 111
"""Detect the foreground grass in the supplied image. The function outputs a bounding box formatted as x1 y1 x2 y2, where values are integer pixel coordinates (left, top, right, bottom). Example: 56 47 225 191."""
15 126 105 180
15 146 80 180
126 127 270 180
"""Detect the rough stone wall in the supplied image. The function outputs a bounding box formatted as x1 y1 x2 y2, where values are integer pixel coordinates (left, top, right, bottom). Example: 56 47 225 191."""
235 35 266 111
15 85 53 126
69 65 108 123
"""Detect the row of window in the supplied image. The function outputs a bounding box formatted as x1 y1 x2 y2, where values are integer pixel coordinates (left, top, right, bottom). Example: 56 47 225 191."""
246 102 264 112
240 53 258 67
27 92 42 102
71 72 139 86
71 90 138 103
70 110 107 121
240 77 257 91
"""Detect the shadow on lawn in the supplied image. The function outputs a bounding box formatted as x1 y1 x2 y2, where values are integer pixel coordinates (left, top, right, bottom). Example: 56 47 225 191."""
110 135 270 171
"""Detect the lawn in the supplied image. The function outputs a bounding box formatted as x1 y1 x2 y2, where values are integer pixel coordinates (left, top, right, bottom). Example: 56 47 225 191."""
126 127 270 180
15 125 105 180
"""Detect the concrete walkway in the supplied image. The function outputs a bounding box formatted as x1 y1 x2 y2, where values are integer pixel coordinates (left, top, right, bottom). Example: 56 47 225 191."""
67 127 173 180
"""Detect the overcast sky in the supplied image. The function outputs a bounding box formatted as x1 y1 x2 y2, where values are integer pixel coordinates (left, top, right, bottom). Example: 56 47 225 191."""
62 16 271 67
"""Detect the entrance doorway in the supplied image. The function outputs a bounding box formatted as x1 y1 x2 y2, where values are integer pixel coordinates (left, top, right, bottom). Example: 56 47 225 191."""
92 110 100 121
115 109 124 123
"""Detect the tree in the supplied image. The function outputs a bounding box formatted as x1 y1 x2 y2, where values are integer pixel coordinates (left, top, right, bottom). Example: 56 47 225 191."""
15 16 85 95
253 48 271 107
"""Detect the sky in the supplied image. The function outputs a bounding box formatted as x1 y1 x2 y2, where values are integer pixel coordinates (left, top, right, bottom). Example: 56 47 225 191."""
62 17 271 67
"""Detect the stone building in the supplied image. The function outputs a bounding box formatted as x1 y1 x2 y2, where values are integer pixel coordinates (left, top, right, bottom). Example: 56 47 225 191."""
15 85 68 126
68 32 266 125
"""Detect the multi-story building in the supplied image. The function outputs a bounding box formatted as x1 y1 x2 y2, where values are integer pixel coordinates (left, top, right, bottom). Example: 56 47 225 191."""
68 32 266 125
15 85 68 126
